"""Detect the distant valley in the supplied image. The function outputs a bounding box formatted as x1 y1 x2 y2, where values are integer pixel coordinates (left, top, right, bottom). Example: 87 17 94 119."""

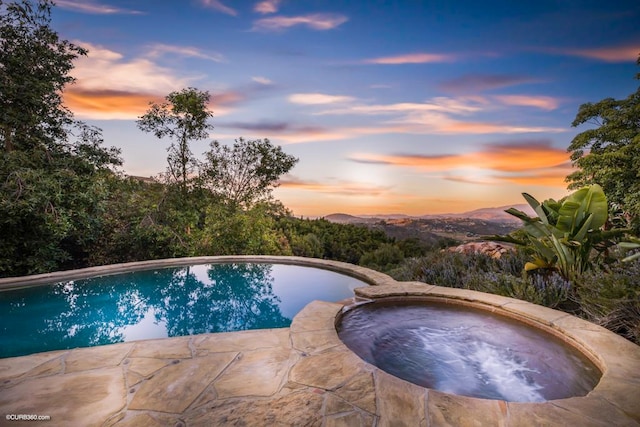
323 204 534 244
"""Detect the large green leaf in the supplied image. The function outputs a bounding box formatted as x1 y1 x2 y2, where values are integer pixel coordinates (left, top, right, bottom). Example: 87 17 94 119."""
557 185 607 235
522 193 549 225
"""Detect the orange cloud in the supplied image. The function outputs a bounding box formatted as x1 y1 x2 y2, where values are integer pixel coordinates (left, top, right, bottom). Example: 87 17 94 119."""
565 45 640 62
351 141 571 176
278 176 391 196
65 88 242 120
64 89 164 120
496 170 572 187
252 13 348 31
364 52 456 64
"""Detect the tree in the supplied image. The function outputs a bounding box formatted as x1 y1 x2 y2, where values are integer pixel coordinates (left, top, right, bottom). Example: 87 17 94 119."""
566 56 640 231
1 0 85 152
137 88 214 192
200 137 298 209
0 0 121 276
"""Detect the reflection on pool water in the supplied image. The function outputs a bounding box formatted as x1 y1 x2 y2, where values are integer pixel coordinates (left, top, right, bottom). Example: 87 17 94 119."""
0 263 368 358
337 300 601 402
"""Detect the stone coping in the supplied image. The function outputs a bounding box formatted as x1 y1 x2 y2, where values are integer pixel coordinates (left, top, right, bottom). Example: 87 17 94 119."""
1 257 639 425
0 255 396 291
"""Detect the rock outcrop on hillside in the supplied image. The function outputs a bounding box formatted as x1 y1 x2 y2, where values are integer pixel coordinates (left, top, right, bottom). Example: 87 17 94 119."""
448 241 513 258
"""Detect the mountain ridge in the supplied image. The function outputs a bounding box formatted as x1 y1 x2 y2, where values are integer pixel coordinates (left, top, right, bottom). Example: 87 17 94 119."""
324 204 535 224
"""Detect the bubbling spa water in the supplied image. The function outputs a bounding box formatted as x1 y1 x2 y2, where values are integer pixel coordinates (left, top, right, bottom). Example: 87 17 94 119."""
337 300 601 402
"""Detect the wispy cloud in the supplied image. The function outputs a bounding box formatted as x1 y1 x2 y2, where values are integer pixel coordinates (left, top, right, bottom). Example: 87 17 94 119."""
315 97 565 135
363 52 456 65
317 97 482 115
254 0 282 14
55 0 143 14
350 140 571 187
494 95 560 110
147 44 225 62
439 74 539 93
562 44 640 62
252 13 348 31
252 76 273 85
289 93 355 105
199 0 238 16
279 176 391 197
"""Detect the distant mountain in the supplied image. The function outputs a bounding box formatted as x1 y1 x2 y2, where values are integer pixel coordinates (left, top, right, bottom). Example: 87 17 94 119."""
420 204 535 222
324 204 535 224
323 213 379 224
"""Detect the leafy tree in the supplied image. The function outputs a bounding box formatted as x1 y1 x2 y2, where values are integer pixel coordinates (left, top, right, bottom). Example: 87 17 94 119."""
566 56 640 231
200 137 298 209
1 0 85 152
197 201 290 256
0 0 121 276
137 88 214 192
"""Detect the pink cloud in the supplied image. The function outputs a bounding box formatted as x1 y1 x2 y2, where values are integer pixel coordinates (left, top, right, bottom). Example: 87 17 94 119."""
364 52 455 64
55 0 143 14
438 74 539 93
254 0 281 14
565 45 640 62
494 95 560 111
199 0 238 16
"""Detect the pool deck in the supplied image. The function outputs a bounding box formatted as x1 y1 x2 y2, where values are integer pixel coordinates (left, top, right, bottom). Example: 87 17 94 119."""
1 257 639 426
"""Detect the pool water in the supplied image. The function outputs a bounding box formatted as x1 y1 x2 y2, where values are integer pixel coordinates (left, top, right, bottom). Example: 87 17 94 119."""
0 263 368 358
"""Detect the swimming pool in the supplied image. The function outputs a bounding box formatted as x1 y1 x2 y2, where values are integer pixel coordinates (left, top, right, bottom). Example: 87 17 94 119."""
0 262 369 358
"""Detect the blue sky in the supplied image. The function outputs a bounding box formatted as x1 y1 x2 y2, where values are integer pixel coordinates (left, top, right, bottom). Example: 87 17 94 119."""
51 0 640 216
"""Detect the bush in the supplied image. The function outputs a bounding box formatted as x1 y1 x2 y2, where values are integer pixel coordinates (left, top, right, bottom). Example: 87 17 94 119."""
574 261 640 344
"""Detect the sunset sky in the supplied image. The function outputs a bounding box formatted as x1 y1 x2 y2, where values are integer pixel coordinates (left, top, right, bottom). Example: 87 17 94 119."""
51 0 640 216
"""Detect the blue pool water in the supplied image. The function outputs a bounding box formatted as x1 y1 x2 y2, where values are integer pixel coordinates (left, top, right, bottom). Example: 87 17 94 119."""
0 263 368 358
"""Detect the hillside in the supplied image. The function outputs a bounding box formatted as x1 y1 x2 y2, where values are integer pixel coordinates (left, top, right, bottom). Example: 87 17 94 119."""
323 206 527 243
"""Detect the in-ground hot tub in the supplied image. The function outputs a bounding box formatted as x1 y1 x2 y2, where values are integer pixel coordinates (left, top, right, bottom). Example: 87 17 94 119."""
337 297 602 403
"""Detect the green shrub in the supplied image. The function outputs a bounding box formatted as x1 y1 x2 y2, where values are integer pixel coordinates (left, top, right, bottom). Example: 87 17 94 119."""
574 262 640 344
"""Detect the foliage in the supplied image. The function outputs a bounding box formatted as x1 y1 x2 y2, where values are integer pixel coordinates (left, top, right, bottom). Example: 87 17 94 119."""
566 57 640 232
617 236 640 263
392 249 571 309
200 138 298 209
1 0 86 152
0 0 122 276
276 217 396 264
359 243 405 272
137 88 214 192
197 201 291 256
489 185 628 282
574 262 640 344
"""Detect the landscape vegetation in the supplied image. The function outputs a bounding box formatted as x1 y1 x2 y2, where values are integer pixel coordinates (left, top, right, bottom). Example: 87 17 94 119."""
1 0 639 344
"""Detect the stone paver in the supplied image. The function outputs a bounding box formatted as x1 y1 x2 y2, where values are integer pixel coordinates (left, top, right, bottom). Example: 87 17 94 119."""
64 342 133 373
0 367 125 427
214 346 292 398
0 257 639 426
128 353 237 413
